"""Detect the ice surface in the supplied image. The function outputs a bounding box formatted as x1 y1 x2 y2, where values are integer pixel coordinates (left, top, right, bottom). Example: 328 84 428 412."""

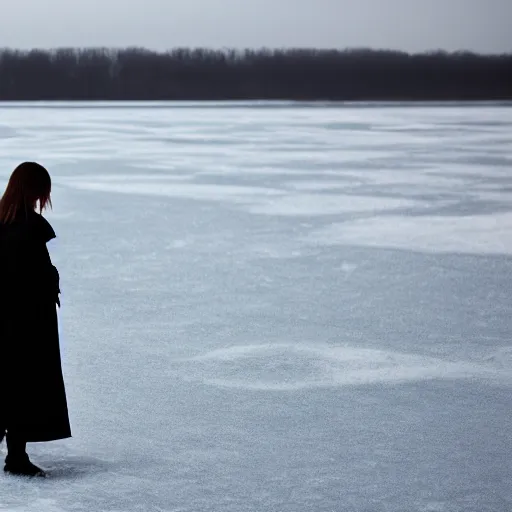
0 102 511 512
179 343 509 390
309 212 512 255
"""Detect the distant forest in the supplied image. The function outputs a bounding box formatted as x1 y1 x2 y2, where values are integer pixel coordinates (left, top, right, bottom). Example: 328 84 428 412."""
0 47 510 101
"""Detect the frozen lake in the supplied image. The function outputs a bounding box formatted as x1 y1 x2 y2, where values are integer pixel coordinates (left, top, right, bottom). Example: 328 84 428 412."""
0 102 511 511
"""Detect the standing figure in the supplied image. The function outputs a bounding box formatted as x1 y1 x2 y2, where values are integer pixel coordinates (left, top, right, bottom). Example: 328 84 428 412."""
0 162 71 477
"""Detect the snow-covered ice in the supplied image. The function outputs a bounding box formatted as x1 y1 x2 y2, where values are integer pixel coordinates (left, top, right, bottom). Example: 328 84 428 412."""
0 102 511 511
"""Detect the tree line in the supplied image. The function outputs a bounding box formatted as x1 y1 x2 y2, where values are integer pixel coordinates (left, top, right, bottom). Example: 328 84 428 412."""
0 47 510 101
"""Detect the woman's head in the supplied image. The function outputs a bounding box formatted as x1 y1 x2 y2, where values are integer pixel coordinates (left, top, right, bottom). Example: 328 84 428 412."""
0 162 52 223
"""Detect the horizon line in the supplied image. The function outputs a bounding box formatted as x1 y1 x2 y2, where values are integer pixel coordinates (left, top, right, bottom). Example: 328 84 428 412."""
0 46 510 57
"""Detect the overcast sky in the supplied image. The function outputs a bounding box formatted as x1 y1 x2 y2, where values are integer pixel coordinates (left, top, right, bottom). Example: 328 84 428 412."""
1 0 510 53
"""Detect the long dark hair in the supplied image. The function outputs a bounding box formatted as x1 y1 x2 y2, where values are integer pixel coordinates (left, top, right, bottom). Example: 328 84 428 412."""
0 162 52 224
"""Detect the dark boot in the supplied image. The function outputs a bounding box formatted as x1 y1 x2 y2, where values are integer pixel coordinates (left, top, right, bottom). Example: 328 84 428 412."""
4 432 46 478
4 453 46 478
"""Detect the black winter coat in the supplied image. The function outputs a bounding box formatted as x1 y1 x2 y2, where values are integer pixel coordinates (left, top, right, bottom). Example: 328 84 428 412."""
0 211 71 442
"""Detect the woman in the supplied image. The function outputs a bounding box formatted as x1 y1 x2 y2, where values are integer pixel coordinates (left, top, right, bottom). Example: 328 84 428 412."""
0 162 71 478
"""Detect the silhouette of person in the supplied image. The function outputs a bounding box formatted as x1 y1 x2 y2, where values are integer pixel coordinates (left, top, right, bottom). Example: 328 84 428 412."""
0 162 71 477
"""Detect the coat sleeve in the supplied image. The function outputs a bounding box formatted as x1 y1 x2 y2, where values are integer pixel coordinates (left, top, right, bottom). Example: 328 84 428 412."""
28 215 60 300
